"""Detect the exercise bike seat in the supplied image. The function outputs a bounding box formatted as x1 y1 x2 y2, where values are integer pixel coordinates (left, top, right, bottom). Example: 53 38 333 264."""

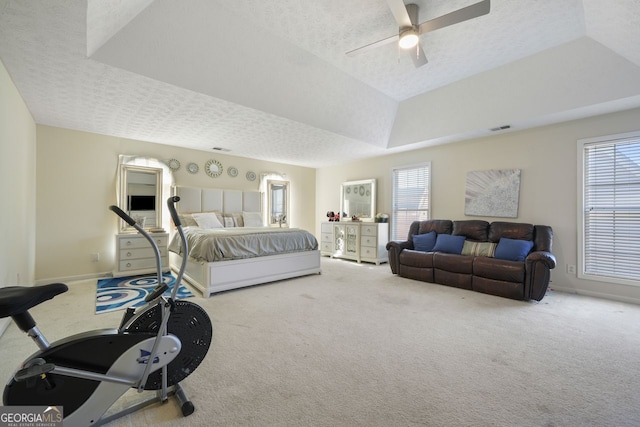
0 283 68 318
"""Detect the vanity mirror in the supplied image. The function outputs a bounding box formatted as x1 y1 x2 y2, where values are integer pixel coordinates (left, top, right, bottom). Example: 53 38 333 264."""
119 165 162 232
340 179 376 221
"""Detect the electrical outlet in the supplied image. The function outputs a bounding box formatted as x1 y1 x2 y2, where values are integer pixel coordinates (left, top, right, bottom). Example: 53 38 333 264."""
91 252 100 262
566 264 576 274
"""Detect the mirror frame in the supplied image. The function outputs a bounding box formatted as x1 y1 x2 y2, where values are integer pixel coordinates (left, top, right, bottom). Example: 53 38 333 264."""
119 164 163 232
267 179 289 227
340 179 376 221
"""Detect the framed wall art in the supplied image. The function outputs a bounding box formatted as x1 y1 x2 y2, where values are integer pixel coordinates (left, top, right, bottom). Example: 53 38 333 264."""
464 169 521 218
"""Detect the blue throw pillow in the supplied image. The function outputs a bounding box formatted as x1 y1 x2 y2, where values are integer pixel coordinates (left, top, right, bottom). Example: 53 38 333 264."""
413 231 436 252
432 234 466 254
494 238 534 261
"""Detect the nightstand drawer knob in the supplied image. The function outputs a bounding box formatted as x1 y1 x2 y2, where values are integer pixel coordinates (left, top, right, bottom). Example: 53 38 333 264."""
126 252 132 257
126 241 132 246
126 262 131 268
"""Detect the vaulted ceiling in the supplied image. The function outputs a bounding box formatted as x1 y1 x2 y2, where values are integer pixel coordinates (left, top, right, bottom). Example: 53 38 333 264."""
1 0 639 167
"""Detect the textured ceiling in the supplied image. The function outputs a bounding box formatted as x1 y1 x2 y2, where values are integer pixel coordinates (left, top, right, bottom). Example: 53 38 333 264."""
1 0 639 168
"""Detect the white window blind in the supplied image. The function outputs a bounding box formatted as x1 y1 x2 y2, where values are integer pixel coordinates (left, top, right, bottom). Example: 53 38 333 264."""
392 163 431 240
581 132 640 284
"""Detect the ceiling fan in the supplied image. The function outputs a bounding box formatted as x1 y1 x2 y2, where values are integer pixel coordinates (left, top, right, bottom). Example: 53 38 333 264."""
346 0 491 67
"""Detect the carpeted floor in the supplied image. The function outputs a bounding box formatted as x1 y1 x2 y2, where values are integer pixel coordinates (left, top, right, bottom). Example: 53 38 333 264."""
2 257 640 426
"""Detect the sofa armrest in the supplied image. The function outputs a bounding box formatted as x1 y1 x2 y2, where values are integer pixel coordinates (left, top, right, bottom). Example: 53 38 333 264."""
526 251 556 270
525 251 557 301
386 240 412 274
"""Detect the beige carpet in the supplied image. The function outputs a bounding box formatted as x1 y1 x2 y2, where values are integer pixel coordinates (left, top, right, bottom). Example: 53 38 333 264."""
2 258 640 426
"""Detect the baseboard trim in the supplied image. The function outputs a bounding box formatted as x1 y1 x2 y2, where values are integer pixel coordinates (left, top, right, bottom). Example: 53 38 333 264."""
35 272 111 286
551 285 640 305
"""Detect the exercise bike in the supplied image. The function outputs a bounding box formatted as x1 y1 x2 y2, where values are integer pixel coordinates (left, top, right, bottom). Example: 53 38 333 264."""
0 196 212 426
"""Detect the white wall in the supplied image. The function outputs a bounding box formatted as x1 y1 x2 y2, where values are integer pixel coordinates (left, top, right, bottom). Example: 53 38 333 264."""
0 58 36 334
0 59 36 287
35 125 316 282
317 107 640 304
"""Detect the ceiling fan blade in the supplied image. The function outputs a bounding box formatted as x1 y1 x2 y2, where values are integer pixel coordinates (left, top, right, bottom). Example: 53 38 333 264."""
410 44 428 67
385 0 412 28
418 0 490 34
346 33 399 57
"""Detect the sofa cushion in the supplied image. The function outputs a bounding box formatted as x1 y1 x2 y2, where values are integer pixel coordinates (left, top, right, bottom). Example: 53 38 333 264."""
474 256 526 283
488 222 534 243
432 234 466 254
433 252 473 274
452 220 489 241
461 241 497 257
399 249 435 268
494 238 534 261
413 231 436 252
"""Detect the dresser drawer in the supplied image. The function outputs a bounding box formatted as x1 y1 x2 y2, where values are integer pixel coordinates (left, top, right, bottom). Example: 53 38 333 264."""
321 232 333 243
360 235 378 248
119 235 168 249
119 256 168 272
321 241 334 252
360 246 378 259
360 225 378 236
119 246 167 261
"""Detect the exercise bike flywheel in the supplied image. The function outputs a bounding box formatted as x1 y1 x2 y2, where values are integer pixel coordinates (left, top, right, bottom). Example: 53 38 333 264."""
124 300 212 390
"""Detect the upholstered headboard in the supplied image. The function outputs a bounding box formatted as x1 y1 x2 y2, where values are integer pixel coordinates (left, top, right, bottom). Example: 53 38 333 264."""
172 185 261 214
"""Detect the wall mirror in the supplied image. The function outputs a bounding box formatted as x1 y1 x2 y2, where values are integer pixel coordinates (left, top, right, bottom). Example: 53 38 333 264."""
119 165 162 232
341 179 376 221
267 180 289 227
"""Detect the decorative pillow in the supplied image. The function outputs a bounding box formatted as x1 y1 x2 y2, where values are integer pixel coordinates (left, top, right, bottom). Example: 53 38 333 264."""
413 231 436 252
177 214 198 227
494 238 534 261
461 241 497 257
192 212 224 229
243 211 263 227
231 212 244 227
223 216 235 228
432 234 466 254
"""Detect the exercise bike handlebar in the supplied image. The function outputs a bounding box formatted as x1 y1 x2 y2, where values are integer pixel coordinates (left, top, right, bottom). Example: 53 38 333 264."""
109 205 137 226
167 196 181 227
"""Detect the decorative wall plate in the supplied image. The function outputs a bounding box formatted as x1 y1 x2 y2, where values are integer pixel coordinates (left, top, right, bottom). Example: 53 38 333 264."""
167 159 180 171
228 167 238 177
246 171 256 181
187 162 199 174
205 159 223 178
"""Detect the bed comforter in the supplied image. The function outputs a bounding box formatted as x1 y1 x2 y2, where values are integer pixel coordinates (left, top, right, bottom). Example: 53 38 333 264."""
168 227 318 262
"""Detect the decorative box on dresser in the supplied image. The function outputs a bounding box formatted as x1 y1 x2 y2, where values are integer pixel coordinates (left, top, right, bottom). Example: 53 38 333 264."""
114 232 169 277
321 222 388 265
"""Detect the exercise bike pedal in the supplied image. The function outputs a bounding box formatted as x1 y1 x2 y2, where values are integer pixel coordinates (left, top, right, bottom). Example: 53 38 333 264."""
14 362 55 382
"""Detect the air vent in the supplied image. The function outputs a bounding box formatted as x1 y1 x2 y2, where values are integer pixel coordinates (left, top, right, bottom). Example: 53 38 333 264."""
490 125 511 132
212 147 231 152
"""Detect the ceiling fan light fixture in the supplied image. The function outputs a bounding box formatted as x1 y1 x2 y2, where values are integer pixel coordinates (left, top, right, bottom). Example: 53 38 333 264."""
399 27 419 49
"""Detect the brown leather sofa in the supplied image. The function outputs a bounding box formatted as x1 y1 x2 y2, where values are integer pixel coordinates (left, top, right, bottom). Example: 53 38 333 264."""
386 220 556 301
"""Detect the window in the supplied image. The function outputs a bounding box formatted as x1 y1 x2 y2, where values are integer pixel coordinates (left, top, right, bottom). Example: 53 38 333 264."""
579 131 640 285
391 163 431 240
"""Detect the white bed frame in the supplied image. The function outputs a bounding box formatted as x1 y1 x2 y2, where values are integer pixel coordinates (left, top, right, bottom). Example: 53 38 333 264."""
169 186 321 297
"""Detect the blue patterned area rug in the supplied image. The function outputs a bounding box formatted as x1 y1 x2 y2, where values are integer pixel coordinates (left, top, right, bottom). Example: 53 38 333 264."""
96 273 193 314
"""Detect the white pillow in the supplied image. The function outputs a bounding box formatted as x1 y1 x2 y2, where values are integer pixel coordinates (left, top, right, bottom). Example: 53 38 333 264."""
192 212 224 229
243 211 263 227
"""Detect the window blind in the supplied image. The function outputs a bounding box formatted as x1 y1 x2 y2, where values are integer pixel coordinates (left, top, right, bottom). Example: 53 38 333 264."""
583 135 640 282
392 163 431 241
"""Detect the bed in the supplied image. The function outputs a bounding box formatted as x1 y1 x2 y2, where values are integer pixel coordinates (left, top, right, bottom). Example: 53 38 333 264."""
168 186 321 297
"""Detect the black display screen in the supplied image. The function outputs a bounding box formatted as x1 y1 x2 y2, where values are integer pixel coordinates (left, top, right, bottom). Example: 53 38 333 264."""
129 195 155 211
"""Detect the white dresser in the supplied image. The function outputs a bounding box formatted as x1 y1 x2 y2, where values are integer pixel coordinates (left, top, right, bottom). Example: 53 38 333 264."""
114 232 169 277
321 222 388 265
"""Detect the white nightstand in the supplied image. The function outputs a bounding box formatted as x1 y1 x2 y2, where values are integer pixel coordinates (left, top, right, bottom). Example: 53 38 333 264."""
114 232 169 277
